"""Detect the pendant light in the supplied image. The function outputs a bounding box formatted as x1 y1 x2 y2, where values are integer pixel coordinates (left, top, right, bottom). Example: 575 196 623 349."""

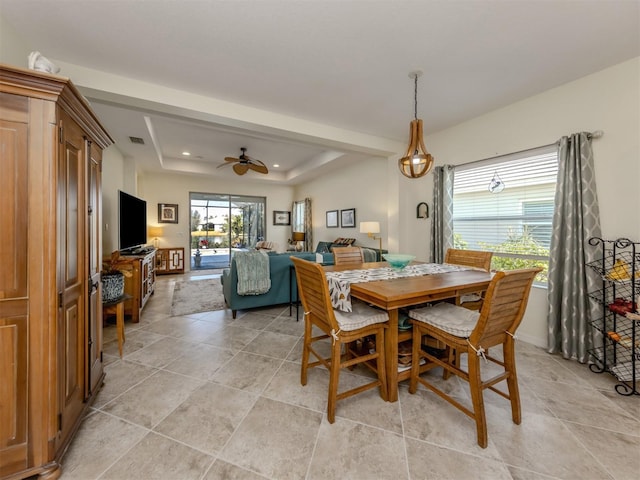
398 71 434 178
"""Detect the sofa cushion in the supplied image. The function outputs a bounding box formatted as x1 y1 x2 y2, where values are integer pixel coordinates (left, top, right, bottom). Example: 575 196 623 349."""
361 247 378 262
315 241 378 263
255 240 277 251
315 241 333 253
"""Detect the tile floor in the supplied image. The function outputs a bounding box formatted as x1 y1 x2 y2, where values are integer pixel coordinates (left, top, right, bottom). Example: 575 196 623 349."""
59 274 640 480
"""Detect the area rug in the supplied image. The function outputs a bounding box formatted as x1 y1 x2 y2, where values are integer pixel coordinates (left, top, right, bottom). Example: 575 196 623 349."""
170 278 226 316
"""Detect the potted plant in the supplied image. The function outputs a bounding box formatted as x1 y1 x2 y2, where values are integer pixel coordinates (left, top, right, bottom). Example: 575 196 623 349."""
102 251 132 303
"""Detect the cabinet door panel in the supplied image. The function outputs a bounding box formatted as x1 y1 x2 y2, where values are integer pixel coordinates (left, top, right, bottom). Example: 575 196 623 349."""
0 120 28 299
63 298 81 399
87 141 103 395
170 248 184 272
57 113 86 444
0 317 28 475
0 114 29 476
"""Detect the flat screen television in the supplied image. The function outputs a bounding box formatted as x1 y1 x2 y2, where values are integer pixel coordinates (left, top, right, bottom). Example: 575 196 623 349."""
118 190 148 253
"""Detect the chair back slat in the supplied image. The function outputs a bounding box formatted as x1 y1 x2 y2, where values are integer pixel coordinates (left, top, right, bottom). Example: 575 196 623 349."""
445 248 493 272
333 246 365 265
291 256 339 333
469 268 540 347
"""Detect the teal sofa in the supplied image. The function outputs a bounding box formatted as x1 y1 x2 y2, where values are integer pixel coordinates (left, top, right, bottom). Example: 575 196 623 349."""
315 241 381 261
221 251 332 318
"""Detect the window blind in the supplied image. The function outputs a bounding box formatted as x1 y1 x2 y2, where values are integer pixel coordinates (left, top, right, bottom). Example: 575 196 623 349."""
452 146 557 281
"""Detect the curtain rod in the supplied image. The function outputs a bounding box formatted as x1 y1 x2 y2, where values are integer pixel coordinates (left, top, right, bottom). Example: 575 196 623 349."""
452 130 604 170
556 129 604 145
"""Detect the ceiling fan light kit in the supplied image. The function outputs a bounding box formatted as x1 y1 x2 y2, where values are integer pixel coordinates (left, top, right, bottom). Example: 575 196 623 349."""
219 147 269 175
398 71 434 179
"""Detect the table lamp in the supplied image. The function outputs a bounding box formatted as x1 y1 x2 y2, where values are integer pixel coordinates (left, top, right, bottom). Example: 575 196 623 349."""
359 221 382 259
148 226 164 248
292 231 306 251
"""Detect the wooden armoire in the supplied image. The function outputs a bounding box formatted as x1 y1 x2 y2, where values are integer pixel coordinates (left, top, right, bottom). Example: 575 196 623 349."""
0 64 112 479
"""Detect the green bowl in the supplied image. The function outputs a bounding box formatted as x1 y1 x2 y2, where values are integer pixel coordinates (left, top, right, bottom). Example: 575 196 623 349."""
382 254 415 270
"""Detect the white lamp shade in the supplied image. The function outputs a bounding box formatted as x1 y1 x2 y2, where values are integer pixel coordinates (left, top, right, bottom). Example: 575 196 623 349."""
359 221 380 234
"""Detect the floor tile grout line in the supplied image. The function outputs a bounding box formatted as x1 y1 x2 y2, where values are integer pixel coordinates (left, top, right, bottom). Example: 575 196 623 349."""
397 386 412 480
560 416 640 438
94 365 163 412
556 417 619 480
304 414 324 480
209 387 266 477
82 409 155 480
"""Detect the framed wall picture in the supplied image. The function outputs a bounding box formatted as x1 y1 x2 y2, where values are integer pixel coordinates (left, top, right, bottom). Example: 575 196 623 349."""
340 208 356 228
158 203 178 224
326 210 339 228
273 210 291 226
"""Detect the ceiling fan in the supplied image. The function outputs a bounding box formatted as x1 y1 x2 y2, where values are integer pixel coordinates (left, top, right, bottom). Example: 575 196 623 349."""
218 147 269 175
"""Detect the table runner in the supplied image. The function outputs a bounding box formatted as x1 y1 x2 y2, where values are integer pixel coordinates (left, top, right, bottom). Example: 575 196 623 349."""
326 263 471 312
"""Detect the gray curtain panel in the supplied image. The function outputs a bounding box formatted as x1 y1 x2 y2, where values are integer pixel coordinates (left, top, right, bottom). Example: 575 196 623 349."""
547 132 602 362
304 197 313 251
430 165 455 263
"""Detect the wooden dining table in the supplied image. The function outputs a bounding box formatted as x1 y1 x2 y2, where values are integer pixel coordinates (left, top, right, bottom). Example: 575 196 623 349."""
323 261 493 402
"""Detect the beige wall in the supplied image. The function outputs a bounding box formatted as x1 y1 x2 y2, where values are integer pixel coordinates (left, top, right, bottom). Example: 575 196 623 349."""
295 156 389 251
399 57 640 347
0 15 31 66
101 147 127 254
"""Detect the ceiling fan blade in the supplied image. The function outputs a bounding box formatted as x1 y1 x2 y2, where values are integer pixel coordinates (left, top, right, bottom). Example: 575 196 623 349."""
216 161 233 169
224 156 239 162
248 161 268 174
233 163 249 175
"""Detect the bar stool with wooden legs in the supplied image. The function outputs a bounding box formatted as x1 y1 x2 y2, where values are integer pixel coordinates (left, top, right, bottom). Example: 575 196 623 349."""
408 268 540 448
333 246 365 265
290 256 388 423
444 248 493 310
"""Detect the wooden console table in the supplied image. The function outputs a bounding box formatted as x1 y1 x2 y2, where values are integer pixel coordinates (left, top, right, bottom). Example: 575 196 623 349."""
118 250 156 323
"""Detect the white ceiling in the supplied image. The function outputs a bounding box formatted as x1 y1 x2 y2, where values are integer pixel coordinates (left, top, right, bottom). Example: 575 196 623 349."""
2 0 638 184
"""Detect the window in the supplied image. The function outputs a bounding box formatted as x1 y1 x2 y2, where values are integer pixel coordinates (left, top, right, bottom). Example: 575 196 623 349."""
189 192 266 269
292 200 305 233
452 146 557 283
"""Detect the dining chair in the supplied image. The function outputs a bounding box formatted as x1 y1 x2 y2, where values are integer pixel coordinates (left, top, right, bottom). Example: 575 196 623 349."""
290 256 388 423
444 248 493 310
407 268 541 448
333 246 365 265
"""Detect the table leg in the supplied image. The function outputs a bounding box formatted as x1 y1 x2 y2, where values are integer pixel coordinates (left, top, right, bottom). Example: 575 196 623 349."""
116 301 125 358
289 265 300 321
385 308 399 402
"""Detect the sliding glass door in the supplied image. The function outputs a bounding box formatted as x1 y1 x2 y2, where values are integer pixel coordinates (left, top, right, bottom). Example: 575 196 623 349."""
189 192 266 270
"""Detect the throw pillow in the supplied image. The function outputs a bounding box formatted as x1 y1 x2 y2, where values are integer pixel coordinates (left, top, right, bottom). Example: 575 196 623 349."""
316 241 333 253
333 237 356 246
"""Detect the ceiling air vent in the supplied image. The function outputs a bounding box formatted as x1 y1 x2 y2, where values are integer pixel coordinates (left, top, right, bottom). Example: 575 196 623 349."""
129 136 145 145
